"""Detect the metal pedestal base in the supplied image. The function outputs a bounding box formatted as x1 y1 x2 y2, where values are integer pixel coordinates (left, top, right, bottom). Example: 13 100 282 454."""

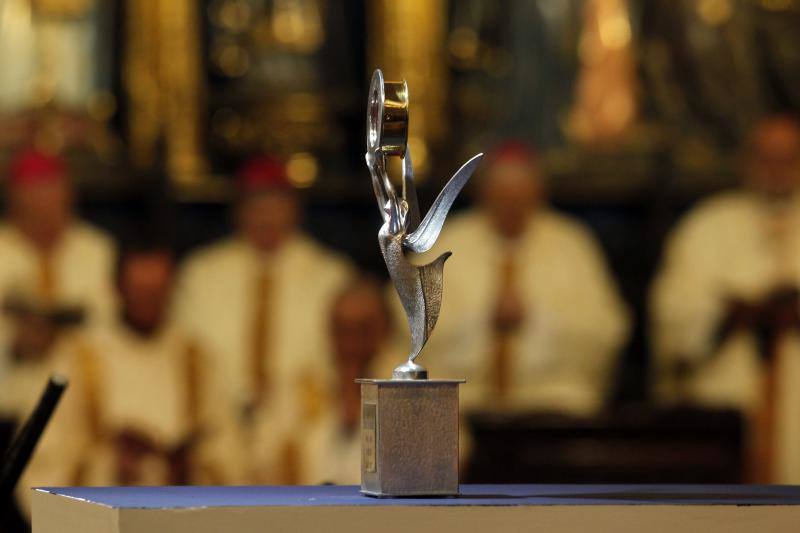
357 379 463 497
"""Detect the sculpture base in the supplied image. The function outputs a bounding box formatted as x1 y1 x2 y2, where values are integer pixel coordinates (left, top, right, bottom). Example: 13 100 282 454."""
356 378 464 497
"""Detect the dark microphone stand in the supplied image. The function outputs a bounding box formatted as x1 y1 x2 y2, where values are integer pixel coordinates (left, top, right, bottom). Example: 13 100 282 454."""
0 376 68 530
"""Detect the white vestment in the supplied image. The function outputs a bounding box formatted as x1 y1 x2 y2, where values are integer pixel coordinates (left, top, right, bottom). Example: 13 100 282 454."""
0 222 115 413
19 322 233 511
174 233 353 482
406 209 629 415
651 190 800 482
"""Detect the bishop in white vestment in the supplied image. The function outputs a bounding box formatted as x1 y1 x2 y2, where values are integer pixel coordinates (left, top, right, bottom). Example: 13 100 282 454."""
651 115 800 482
0 149 115 419
174 156 353 483
414 142 630 416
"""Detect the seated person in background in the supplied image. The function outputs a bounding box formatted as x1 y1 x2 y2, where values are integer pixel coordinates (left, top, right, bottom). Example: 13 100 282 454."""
23 239 232 501
651 114 800 483
302 276 395 484
414 141 629 415
174 156 353 483
0 149 115 421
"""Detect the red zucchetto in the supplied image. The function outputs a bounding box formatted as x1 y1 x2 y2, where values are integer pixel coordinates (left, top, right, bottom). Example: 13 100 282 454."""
485 140 538 167
7 149 67 188
237 155 292 192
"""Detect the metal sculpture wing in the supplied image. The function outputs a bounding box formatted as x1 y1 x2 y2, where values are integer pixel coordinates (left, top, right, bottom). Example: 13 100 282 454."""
404 153 484 254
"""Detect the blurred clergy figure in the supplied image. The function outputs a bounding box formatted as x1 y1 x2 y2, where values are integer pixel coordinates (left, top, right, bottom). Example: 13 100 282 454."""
0 149 115 419
302 276 395 484
651 114 800 483
174 156 352 483
21 241 229 511
421 142 629 415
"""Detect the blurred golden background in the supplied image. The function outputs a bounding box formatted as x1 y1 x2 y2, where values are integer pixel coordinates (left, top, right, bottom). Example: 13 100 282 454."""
2 0 800 530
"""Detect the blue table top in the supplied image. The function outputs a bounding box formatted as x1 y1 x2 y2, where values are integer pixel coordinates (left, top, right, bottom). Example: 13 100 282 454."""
35 484 800 509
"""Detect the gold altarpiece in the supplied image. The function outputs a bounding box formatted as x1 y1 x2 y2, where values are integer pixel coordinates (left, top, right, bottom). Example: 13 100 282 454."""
367 0 447 180
125 0 206 187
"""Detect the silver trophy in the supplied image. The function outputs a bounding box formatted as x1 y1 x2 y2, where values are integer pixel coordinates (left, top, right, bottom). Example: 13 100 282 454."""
358 69 482 497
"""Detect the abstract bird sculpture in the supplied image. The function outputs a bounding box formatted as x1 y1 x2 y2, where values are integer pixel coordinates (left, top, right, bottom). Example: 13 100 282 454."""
365 69 483 380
